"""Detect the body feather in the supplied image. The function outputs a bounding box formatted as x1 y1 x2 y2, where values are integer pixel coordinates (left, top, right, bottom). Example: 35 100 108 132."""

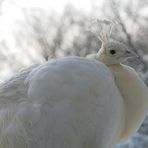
0 57 124 148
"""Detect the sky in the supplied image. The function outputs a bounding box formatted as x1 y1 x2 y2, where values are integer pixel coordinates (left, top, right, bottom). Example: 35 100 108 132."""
0 0 105 49
1 0 104 37
2 0 104 14
0 0 104 80
11 0 95 12
0 0 104 48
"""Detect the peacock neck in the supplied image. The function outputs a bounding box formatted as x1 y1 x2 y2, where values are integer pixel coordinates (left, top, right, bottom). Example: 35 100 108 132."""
108 63 148 142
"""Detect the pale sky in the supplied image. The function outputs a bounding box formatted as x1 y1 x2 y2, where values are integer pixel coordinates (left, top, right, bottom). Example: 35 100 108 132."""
0 0 104 49
0 0 104 80
1 0 104 36
2 0 104 14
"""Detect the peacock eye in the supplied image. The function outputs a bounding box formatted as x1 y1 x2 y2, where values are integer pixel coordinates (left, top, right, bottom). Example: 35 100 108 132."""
110 50 116 55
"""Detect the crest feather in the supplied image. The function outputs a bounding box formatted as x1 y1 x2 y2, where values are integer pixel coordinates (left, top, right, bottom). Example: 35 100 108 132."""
89 19 115 43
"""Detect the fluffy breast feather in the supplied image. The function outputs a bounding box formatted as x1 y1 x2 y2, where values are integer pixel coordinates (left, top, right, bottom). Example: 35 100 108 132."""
109 64 148 142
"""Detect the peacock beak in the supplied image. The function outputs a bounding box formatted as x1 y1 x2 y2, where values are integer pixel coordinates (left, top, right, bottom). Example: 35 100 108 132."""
125 50 139 58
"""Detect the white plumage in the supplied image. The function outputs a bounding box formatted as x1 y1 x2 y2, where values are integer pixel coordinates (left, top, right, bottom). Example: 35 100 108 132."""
0 57 124 148
0 20 148 148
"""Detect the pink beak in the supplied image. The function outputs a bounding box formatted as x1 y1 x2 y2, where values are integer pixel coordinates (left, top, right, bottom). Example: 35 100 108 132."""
125 50 139 58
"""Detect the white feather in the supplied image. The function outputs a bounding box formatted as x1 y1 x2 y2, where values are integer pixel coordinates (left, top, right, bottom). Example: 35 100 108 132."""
0 57 125 148
109 64 148 142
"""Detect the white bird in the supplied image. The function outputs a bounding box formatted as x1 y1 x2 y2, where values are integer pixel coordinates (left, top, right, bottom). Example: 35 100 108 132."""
87 20 148 143
0 20 147 148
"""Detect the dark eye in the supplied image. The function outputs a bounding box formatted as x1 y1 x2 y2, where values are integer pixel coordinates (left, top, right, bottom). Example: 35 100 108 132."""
110 50 116 55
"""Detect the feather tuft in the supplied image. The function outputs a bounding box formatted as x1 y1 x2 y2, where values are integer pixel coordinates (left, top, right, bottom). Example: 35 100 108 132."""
89 19 116 43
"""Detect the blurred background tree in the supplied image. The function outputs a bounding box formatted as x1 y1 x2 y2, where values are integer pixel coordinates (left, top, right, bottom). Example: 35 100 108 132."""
1 0 148 147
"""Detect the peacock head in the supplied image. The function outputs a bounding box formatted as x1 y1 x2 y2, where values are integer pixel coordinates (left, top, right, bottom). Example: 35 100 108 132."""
97 39 137 65
89 20 137 65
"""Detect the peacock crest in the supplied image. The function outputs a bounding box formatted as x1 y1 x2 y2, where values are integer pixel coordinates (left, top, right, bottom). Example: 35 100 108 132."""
89 19 116 44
